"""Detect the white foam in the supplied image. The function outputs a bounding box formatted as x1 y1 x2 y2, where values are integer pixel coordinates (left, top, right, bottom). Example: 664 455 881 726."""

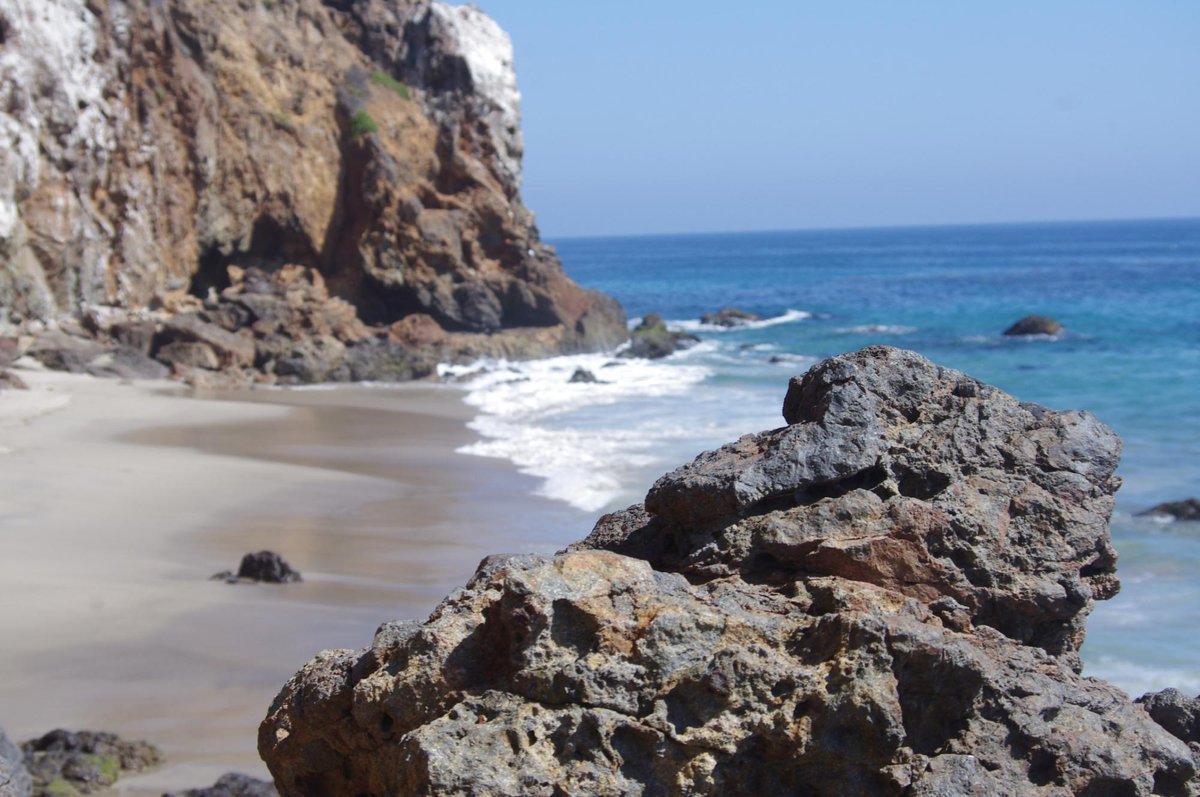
671 309 811 333
835 324 917 335
1085 655 1200 698
441 353 712 512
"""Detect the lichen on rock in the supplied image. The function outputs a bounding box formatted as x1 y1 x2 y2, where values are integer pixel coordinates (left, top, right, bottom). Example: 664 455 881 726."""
259 347 1198 796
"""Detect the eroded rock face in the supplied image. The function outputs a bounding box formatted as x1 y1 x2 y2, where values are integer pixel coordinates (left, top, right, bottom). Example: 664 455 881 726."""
0 0 625 358
259 348 1197 796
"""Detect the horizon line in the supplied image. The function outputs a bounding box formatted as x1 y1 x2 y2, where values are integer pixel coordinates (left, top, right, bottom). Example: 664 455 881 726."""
545 214 1200 243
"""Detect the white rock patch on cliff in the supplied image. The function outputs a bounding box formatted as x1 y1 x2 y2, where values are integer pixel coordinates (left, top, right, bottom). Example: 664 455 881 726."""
0 0 122 315
429 2 524 185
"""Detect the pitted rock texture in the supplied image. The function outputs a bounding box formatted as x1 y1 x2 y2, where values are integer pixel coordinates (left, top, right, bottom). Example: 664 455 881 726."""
0 0 625 361
260 348 1196 796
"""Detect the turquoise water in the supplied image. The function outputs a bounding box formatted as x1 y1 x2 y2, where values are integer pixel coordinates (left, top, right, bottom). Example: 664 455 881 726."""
452 218 1200 696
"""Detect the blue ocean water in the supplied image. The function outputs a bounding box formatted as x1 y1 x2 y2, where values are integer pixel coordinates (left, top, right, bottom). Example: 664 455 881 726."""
447 218 1200 697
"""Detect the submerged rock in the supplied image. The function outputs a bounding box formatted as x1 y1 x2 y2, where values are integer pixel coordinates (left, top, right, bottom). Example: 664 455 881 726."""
0 725 31 797
214 552 302 584
20 730 161 796
568 368 599 384
620 313 699 360
259 347 1196 796
1137 498 1200 522
700 307 761 327
1003 315 1063 336
162 773 277 797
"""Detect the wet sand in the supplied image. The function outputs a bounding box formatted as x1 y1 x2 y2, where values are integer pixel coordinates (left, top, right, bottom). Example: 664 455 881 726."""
0 366 590 793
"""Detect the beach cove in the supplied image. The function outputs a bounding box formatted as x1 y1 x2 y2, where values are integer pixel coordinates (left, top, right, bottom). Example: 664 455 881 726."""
0 364 590 793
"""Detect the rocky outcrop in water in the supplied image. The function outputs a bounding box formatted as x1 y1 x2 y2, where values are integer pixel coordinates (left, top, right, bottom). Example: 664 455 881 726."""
1137 499 1200 522
0 0 625 381
1004 315 1063 336
259 346 1198 796
699 308 760 327
620 313 699 360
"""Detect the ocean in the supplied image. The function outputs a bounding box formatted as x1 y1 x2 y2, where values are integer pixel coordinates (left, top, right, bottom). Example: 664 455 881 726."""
441 217 1200 698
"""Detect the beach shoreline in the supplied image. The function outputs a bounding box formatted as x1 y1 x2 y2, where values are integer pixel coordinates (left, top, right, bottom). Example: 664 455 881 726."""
0 361 590 793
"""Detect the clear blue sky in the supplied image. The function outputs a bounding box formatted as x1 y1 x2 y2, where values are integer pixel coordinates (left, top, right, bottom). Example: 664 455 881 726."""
469 1 1199 238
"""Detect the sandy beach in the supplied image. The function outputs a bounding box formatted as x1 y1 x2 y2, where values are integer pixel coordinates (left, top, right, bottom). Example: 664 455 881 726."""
0 361 589 793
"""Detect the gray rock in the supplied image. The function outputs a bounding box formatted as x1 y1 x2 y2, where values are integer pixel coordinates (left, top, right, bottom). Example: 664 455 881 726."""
260 347 1196 796
21 729 161 795
1003 315 1063 336
85 347 171 380
1138 689 1200 747
162 772 277 797
0 725 31 797
619 313 699 360
568 367 598 384
699 307 761 327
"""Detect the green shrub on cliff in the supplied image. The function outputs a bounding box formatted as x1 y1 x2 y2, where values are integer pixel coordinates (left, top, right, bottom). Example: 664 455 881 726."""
350 110 379 140
370 71 411 100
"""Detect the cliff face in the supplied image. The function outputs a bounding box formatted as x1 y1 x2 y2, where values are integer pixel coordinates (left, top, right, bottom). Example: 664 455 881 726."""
259 348 1198 796
0 0 624 359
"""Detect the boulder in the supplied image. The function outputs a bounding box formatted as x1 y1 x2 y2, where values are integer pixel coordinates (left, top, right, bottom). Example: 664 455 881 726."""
155 316 256 369
619 313 699 360
568 368 599 384
0 725 31 797
1137 498 1200 522
1138 689 1200 751
699 307 761 327
26 331 111 374
20 730 161 796
260 347 1196 796
214 552 302 584
1003 315 1063 336
85 348 171 381
162 773 277 797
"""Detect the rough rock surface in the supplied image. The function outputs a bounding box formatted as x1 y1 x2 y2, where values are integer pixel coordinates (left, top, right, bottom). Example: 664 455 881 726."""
620 313 699 360
163 772 277 797
213 551 302 584
260 347 1198 796
699 308 761 327
1137 499 1200 522
0 725 31 797
1139 690 1200 753
0 0 625 373
20 730 161 796
1004 316 1063 336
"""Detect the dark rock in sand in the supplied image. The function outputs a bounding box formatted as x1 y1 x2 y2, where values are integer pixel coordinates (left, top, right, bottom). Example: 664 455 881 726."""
619 313 699 360
1003 314 1063 336
21 730 161 796
1137 498 1200 522
162 772 277 797
0 725 31 797
700 307 761 327
568 368 599 384
215 552 301 584
261 346 1196 797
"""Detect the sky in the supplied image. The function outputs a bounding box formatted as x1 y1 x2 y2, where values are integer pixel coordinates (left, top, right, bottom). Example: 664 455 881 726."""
469 1 1200 238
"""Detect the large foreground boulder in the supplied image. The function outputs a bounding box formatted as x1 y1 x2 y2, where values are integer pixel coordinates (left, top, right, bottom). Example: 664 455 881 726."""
259 347 1197 796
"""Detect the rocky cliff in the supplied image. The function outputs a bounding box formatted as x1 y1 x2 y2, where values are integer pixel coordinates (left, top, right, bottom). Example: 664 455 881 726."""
0 0 625 379
259 347 1199 796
